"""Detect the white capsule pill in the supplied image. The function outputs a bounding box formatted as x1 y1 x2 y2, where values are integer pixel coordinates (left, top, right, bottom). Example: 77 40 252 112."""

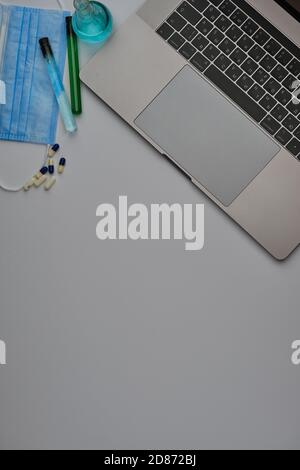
34 175 47 187
23 178 35 191
44 177 56 191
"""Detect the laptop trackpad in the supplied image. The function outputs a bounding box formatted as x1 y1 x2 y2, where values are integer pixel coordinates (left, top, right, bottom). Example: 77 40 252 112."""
135 66 280 207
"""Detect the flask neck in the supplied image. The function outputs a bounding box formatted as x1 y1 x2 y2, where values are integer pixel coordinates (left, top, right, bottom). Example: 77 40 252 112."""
74 0 93 17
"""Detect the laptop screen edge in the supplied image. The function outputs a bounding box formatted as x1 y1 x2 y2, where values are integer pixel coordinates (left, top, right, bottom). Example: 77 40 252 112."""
274 0 300 22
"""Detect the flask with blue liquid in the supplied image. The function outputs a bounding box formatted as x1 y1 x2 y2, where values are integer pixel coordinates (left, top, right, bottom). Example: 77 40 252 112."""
72 0 113 44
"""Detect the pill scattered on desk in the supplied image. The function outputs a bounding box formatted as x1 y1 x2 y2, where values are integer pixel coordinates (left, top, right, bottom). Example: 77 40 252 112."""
58 157 66 174
34 175 48 187
48 143 60 158
23 178 35 191
38 166 48 177
44 177 56 191
48 158 55 174
33 167 48 182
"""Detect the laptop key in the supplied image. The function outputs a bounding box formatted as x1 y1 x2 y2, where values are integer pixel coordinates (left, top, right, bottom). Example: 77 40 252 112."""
208 28 225 45
157 23 174 40
275 128 292 145
253 29 270 46
275 88 292 106
282 74 297 92
260 54 276 72
192 33 209 51
253 68 269 85
167 12 187 31
226 25 243 42
260 94 276 111
241 19 259 36
230 9 247 26
248 45 266 62
190 52 210 72
219 38 236 55
264 78 281 96
283 114 299 132
203 43 221 61
177 1 202 25
215 15 232 32
271 64 288 82
261 116 281 135
241 58 258 75
230 47 247 66
204 5 221 22
286 138 300 157
276 49 293 66
237 74 254 92
219 0 236 17
179 42 197 60
294 127 300 139
187 0 209 13
181 24 198 41
264 39 281 55
226 63 243 81
248 84 265 101
287 59 300 76
210 0 223 5
237 35 254 52
271 104 288 122
168 32 185 50
197 18 214 35
286 101 300 117
204 64 267 122
215 53 232 71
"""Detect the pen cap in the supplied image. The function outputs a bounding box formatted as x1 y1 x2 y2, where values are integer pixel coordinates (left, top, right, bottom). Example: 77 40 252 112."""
39 37 53 58
66 16 74 36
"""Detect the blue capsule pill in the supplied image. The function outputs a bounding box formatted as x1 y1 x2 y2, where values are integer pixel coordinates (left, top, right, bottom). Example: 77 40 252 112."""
48 143 60 158
40 167 48 175
58 157 66 174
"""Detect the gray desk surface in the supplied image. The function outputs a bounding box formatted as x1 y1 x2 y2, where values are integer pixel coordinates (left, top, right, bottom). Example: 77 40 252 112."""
0 0 299 450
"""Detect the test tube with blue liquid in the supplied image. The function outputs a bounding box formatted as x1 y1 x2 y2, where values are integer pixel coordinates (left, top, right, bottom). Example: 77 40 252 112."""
39 38 77 134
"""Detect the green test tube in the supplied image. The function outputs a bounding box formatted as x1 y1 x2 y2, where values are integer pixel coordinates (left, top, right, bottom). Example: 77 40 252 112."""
66 16 82 115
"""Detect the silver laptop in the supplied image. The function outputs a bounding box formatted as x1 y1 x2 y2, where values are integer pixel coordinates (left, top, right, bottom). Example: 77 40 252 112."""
81 0 300 260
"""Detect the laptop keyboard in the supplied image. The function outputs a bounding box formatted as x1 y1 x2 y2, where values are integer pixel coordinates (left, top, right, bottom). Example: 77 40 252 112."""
156 0 300 159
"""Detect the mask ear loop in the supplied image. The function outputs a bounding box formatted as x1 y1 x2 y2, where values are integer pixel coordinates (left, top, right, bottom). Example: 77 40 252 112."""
57 0 66 10
0 146 51 192
0 0 65 192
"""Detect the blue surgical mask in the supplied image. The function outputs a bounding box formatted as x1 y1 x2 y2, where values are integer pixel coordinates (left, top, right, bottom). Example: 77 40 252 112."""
0 3 69 145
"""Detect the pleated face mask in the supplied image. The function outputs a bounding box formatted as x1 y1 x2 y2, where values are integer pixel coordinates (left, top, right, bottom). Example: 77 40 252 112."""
0 3 68 144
